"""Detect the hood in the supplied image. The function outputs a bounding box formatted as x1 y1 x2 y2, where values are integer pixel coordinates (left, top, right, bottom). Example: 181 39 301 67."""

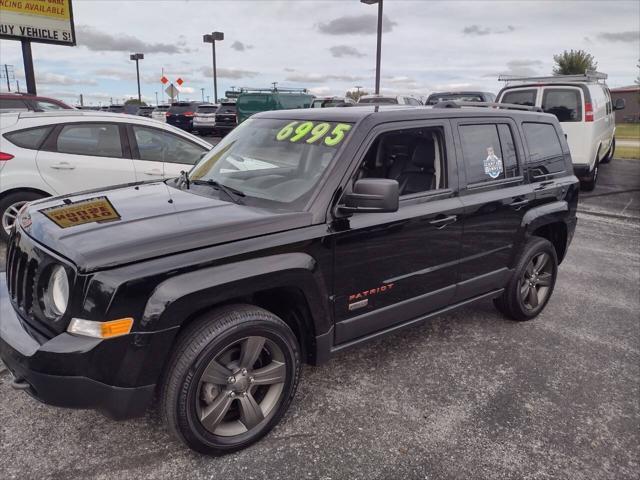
21 181 312 272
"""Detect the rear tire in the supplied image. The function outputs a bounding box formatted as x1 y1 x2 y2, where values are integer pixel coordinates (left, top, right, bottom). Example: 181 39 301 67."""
494 237 558 321
0 191 47 242
600 137 615 164
580 160 599 191
160 304 301 455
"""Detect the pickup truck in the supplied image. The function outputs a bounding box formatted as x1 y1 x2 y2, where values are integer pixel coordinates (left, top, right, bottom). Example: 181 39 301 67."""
1 104 578 454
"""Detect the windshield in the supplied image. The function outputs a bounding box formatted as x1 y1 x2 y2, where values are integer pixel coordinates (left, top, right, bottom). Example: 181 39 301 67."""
187 118 353 210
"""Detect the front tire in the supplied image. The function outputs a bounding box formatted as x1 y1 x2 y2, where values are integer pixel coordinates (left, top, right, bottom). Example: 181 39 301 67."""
0 191 47 242
494 237 558 321
160 304 301 455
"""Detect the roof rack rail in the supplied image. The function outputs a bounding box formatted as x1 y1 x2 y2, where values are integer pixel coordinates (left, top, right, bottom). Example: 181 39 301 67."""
433 101 543 112
235 87 309 93
498 70 607 83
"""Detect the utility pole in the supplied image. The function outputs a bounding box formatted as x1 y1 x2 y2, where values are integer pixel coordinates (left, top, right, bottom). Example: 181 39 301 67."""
155 91 159 106
130 53 144 102
21 41 37 94
203 32 224 102
16 80 20 92
79 94 84 107
361 0 383 94
201 87 205 102
4 64 11 92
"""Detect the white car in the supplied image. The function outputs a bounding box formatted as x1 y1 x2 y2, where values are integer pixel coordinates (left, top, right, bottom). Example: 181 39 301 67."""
151 104 170 123
192 104 219 135
357 95 422 106
496 71 625 191
0 110 212 239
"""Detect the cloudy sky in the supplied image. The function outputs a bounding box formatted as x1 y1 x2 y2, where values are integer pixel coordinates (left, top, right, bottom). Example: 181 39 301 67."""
0 0 638 105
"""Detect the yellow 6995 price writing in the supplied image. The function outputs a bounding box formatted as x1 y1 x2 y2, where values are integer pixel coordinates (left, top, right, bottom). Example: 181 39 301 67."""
276 121 352 147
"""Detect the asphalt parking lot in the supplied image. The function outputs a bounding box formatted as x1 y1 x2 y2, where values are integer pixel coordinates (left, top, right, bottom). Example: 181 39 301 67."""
0 158 638 480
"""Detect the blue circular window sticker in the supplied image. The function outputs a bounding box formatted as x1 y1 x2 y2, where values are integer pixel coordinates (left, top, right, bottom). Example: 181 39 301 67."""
484 147 503 179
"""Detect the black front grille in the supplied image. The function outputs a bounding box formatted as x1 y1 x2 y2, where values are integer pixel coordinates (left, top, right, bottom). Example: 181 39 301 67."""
5 233 70 339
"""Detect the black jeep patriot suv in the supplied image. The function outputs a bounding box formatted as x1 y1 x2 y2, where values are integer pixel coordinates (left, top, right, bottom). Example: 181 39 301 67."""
1 105 578 454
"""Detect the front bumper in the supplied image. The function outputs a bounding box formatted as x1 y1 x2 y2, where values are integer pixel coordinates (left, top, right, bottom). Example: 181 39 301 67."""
0 276 176 419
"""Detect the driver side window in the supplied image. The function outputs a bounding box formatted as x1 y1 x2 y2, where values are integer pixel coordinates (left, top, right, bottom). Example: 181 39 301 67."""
132 126 207 165
355 126 447 196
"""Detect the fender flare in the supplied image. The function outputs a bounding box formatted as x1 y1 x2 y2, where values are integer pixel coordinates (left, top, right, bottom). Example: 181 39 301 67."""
140 252 331 335
521 201 569 232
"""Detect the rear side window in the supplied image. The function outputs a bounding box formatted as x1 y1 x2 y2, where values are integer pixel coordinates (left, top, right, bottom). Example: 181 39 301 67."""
501 89 537 107
541 88 582 122
460 124 518 184
56 124 123 158
0 98 29 111
522 122 565 175
34 100 66 111
132 126 207 165
4 126 53 149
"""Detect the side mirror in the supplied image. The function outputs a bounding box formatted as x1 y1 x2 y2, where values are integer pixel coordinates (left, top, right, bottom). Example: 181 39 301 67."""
614 98 626 111
340 178 399 213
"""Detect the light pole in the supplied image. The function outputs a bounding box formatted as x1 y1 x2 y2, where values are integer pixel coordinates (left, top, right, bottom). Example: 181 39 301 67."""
155 91 159 106
129 53 144 102
203 32 224 102
361 0 383 95
201 87 205 102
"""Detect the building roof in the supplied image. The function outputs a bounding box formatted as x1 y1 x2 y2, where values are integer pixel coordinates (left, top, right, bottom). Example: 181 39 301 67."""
610 85 640 93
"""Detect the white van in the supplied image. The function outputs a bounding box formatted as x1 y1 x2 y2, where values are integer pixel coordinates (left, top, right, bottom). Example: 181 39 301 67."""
496 71 625 190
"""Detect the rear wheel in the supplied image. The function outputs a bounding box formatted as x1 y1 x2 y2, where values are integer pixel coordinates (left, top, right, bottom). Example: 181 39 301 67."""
580 160 599 191
600 137 615 164
494 237 558 321
0 191 47 242
161 304 301 455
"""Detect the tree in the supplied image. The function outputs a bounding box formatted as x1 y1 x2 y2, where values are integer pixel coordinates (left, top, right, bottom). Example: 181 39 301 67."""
553 49 598 75
124 98 147 106
346 89 368 102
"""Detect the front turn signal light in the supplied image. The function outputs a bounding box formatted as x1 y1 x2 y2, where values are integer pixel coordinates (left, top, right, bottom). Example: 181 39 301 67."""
68 317 134 339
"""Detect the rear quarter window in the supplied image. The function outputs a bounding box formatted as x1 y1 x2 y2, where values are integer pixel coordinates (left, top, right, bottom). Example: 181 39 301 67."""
541 88 582 122
0 98 29 111
4 126 53 149
459 123 519 184
522 122 566 176
501 89 537 107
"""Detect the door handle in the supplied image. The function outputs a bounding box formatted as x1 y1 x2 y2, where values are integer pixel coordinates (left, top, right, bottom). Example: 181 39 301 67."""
50 162 75 170
429 214 457 229
143 169 162 176
509 198 529 209
534 181 554 191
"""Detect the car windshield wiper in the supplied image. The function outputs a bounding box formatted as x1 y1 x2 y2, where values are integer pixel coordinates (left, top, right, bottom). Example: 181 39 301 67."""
191 178 246 202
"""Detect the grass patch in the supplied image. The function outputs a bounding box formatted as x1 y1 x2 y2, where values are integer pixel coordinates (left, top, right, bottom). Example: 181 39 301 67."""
616 123 640 140
614 144 640 160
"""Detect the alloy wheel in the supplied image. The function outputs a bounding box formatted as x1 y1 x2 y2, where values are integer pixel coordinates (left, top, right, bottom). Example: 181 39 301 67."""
520 252 554 310
1 201 29 235
196 336 286 437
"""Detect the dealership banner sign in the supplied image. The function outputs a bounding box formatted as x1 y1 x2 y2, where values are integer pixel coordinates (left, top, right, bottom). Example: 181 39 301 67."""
0 0 76 45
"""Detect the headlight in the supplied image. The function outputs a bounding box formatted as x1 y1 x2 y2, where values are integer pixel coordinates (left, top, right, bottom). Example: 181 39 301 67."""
44 265 69 317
